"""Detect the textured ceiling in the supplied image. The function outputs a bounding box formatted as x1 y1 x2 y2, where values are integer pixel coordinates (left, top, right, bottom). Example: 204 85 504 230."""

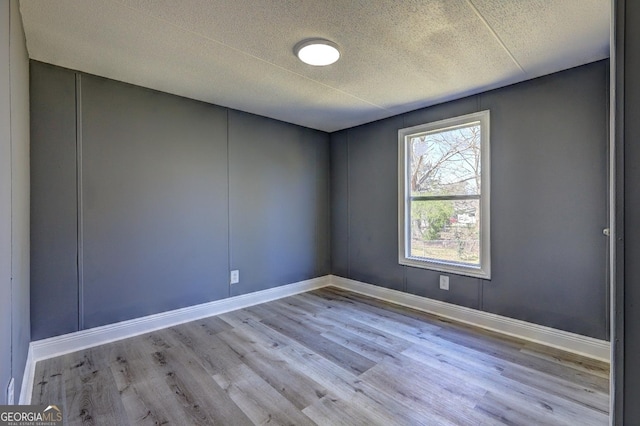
19 0 610 132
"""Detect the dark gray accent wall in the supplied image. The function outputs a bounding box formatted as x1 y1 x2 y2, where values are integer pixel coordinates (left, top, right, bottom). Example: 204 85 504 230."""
330 130 349 277
228 110 330 296
348 117 405 292
331 60 609 340
30 63 330 339
620 0 640 422
30 63 78 340
80 74 230 328
479 63 608 337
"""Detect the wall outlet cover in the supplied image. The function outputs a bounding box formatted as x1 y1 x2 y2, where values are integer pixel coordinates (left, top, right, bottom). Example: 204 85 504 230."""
230 270 239 284
439 275 450 290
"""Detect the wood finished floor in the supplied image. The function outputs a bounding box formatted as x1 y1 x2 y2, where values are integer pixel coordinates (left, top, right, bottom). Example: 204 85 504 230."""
32 287 610 425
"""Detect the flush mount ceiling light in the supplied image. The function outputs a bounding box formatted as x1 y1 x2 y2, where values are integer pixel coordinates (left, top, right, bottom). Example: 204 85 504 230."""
294 39 340 66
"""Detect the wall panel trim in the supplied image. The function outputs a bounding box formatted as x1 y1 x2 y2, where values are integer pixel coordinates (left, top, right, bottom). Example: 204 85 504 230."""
17 345 32 405
75 72 84 331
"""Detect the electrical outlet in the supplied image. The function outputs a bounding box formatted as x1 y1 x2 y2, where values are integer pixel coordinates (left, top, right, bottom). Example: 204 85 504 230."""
439 275 450 291
230 270 239 284
6 377 14 405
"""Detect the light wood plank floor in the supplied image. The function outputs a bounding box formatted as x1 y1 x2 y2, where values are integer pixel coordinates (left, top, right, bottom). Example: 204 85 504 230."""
32 287 609 425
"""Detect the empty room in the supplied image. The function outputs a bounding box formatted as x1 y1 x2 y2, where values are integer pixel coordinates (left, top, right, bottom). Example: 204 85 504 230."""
1 0 639 424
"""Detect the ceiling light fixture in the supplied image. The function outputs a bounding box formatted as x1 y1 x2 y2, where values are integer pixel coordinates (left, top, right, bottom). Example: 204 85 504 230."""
294 39 340 66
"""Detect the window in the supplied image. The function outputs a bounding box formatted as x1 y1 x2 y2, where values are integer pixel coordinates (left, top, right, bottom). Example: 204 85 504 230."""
398 111 490 279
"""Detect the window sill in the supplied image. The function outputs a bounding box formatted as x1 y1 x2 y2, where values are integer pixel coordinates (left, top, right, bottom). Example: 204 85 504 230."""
399 256 491 280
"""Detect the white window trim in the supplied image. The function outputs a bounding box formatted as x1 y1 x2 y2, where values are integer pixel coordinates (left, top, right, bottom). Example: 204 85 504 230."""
398 110 491 279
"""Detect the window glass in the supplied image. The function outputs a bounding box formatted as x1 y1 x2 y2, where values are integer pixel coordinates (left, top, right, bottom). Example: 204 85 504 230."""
398 111 490 279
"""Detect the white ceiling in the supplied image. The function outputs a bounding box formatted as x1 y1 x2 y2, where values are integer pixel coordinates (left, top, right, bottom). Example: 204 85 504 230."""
19 0 610 132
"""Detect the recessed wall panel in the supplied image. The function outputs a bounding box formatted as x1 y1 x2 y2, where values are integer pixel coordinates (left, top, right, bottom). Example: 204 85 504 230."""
330 130 349 277
347 117 405 291
80 75 228 328
30 61 78 339
480 62 608 338
228 110 330 296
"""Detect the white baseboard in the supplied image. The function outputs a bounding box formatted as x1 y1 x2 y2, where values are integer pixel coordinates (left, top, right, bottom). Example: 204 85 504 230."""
21 273 609 405
21 275 331 404
329 275 610 363
18 345 34 405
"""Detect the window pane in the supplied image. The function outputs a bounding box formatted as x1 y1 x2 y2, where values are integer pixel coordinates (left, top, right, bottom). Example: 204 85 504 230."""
399 110 489 278
409 199 480 265
409 124 481 197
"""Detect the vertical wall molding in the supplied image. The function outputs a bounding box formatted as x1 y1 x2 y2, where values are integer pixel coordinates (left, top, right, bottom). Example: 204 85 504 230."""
613 0 625 423
225 109 231 298
75 73 84 331
314 130 320 276
8 1 15 396
346 130 351 278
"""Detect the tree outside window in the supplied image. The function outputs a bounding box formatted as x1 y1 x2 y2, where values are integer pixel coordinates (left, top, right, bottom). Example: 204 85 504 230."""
398 111 490 279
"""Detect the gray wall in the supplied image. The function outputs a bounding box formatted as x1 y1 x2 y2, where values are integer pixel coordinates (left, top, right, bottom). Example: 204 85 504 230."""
228 111 330 296
30 63 77 337
331 60 609 340
30 62 330 339
619 0 640 423
80 74 229 329
0 0 30 404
